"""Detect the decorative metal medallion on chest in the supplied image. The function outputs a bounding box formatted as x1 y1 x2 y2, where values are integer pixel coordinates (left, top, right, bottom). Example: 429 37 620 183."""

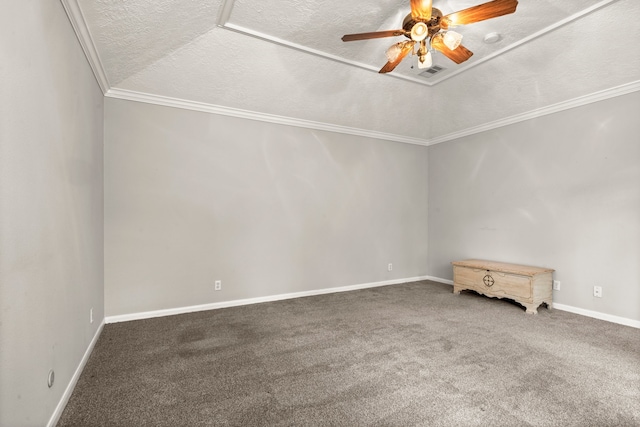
483 272 495 287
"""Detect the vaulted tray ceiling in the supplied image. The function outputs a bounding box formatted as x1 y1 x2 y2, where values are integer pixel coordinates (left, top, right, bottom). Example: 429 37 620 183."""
66 0 639 143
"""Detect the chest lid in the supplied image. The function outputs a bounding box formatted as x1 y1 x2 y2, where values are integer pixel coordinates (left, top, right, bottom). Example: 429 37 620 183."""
452 259 554 276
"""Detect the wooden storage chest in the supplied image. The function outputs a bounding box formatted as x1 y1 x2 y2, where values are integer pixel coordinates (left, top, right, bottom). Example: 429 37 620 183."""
451 259 554 314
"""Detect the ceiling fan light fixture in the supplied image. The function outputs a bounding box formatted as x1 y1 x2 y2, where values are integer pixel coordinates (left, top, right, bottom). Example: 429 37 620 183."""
410 22 428 42
385 43 403 62
341 0 519 71
443 31 463 50
418 50 433 69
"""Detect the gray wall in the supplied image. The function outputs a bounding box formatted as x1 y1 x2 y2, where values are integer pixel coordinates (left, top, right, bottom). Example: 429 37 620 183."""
0 2 104 426
104 98 429 317
428 91 640 322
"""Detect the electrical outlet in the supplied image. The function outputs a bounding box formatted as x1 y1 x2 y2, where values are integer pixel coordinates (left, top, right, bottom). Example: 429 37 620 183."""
553 280 561 291
90 308 93 323
214 280 222 291
388 263 393 271
48 370 55 388
593 286 602 298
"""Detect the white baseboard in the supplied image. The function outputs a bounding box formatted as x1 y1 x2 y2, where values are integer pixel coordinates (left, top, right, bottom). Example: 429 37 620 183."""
552 303 640 329
425 276 454 285
105 276 432 324
427 276 640 329
47 319 105 427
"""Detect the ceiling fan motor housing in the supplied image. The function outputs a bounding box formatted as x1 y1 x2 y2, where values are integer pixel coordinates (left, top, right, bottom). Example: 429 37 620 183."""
402 8 443 38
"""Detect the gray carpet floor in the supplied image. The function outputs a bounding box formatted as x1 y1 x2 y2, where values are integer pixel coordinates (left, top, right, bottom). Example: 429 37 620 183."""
58 281 640 426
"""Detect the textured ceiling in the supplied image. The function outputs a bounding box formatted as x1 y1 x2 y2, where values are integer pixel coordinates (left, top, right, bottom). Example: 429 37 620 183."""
224 0 612 85
75 0 639 142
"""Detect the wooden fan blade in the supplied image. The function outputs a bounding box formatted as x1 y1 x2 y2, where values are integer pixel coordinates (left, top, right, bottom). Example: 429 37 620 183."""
342 30 406 42
431 34 473 64
441 0 518 29
411 0 433 21
379 41 415 74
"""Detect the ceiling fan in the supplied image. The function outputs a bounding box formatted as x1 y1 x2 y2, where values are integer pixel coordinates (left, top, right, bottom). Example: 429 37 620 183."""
341 0 518 73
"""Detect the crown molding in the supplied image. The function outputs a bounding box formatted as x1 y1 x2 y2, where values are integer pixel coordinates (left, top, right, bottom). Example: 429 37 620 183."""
60 0 109 94
105 88 430 145
107 80 640 148
427 80 640 146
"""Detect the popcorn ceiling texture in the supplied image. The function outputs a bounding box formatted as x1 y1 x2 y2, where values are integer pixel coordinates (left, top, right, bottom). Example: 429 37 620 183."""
78 0 638 140
79 0 221 85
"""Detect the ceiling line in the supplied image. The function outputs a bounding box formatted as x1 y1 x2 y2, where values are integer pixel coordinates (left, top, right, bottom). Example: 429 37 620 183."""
60 0 110 94
216 0 236 25
427 80 640 146
105 80 640 148
105 88 431 146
